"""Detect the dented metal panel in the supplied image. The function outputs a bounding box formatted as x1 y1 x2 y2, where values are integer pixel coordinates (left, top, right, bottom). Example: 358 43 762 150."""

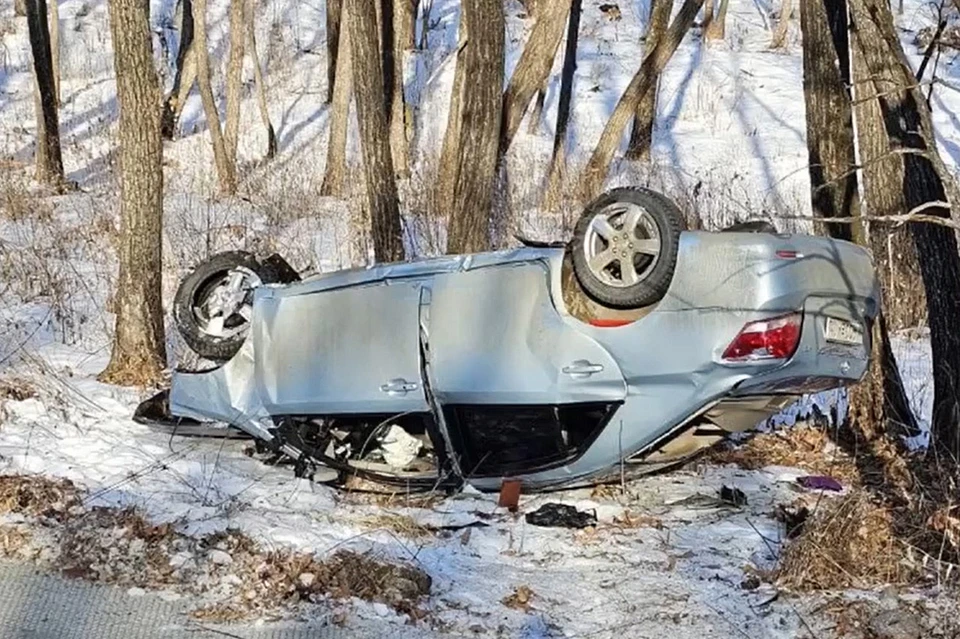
427 262 627 405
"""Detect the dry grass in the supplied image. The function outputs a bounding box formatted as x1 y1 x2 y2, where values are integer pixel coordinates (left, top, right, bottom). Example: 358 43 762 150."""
354 513 433 540
711 423 862 486
779 491 907 590
501 585 535 611
0 474 432 621
193 530 431 622
0 474 82 520
0 377 37 402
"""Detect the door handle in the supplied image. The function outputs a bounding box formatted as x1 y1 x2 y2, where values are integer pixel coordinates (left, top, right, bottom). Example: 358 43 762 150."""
562 360 604 378
380 378 419 395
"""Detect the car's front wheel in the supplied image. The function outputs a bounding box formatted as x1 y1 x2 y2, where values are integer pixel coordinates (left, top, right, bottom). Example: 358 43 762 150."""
173 251 295 362
571 187 685 309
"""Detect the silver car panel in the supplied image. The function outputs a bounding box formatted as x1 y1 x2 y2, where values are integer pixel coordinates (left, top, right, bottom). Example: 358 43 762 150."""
168 231 880 490
427 262 627 405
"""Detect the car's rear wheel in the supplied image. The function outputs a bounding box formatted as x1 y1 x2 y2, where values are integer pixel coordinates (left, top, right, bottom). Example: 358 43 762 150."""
173 251 294 362
571 187 685 309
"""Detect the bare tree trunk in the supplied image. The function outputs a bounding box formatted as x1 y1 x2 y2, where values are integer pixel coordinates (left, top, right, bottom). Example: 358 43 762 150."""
346 0 404 262
101 0 167 386
436 20 467 208
50 0 60 106
801 0 918 439
771 0 792 49
849 11 925 331
499 0 570 155
26 0 63 185
194 0 236 194
548 0 580 169
626 0 672 161
800 0 859 238
224 0 246 166
851 0 960 457
704 0 729 40
320 17 352 196
327 0 342 103
581 0 702 200
245 0 277 159
388 0 416 177
446 0 504 254
15 0 27 17
161 0 195 140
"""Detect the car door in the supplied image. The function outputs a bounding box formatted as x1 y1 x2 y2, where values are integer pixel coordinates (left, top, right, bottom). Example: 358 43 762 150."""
425 261 627 476
427 262 627 404
253 280 429 415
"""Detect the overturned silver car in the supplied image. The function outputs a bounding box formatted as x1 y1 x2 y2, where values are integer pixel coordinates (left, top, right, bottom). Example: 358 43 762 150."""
138 188 879 492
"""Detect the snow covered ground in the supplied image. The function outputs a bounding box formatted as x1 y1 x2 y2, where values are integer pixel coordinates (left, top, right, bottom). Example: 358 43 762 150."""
0 0 953 634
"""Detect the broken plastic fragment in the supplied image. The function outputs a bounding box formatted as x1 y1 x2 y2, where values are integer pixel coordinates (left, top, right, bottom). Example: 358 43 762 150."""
378 424 423 469
525 503 597 529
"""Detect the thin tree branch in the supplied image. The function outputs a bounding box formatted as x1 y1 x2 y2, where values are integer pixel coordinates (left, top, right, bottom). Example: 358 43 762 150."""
780 201 956 231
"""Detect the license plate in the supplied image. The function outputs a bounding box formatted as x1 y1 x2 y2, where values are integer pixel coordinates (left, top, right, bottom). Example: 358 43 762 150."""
825 317 863 346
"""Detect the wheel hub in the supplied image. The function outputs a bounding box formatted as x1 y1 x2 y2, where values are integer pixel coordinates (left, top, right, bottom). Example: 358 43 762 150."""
582 202 662 288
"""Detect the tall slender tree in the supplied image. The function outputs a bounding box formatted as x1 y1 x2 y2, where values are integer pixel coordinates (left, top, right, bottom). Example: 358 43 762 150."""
800 0 917 438
194 0 237 194
161 0 196 140
321 18 353 196
26 0 64 185
327 0 342 103
50 0 60 105
245 0 277 159
581 0 703 199
499 0 571 156
626 0 672 161
544 0 581 197
346 0 404 261
849 0 960 457
101 0 167 385
223 0 246 166
446 0 504 253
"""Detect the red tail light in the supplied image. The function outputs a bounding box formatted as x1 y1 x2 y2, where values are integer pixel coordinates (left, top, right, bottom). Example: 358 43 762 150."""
722 313 802 362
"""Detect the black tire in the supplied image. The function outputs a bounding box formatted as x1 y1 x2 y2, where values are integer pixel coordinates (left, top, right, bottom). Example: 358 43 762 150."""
571 187 685 309
173 251 295 361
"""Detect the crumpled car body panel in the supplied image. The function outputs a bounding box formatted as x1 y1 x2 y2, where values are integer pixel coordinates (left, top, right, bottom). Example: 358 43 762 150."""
169 232 880 490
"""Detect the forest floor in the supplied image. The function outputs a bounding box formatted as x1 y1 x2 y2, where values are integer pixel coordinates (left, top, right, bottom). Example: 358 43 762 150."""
1 0 959 635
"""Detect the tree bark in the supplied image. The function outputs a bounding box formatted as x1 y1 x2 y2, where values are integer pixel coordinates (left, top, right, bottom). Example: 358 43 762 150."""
245 0 277 159
320 15 352 196
15 0 27 17
850 0 960 457
161 0 196 140
849 7 925 331
581 0 702 200
194 0 237 194
388 0 416 177
499 0 570 155
549 0 581 167
224 0 246 166
446 0 504 254
702 0 714 29
626 0 672 161
26 0 64 185
436 19 468 208
771 0 792 48
800 0 859 239
327 0 342 103
704 0 729 40
100 0 167 386
346 0 404 262
801 0 918 439
50 0 60 106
